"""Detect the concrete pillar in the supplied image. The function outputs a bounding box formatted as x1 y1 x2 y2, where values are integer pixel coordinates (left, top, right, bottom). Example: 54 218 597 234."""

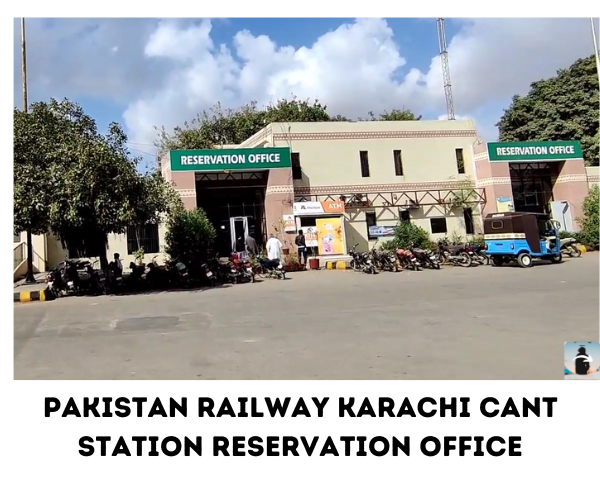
473 143 514 215
264 168 295 248
552 159 589 230
171 171 197 210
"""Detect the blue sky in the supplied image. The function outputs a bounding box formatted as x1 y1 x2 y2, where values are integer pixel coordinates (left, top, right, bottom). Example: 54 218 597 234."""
13 18 595 164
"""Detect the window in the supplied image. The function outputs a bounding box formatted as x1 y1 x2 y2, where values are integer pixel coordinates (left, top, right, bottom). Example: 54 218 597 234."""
455 148 465 174
291 152 302 180
399 210 411 223
430 217 448 234
393 150 404 176
365 212 377 240
359 151 370 177
463 208 474 235
127 224 160 254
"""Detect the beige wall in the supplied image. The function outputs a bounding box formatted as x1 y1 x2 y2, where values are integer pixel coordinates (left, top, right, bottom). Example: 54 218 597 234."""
35 225 169 271
271 120 482 248
271 120 479 186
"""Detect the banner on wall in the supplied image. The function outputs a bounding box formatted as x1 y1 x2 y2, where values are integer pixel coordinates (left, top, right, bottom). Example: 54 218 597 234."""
316 218 344 255
293 201 345 216
282 215 296 232
301 226 319 247
496 196 514 212
368 226 395 238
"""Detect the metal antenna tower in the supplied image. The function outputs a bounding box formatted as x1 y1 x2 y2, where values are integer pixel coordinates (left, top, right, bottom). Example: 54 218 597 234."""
436 18 455 120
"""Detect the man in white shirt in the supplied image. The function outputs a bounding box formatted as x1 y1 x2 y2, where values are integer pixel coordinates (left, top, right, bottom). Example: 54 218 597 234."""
266 234 283 261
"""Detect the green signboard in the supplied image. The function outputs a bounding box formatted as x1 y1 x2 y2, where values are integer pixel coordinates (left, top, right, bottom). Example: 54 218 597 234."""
487 141 583 162
170 147 291 171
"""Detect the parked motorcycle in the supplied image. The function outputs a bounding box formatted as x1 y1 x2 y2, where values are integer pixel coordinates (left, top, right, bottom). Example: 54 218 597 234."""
361 252 378 274
466 243 490 265
371 246 400 272
437 243 472 267
258 258 286 279
396 249 421 271
230 253 255 283
560 237 582 258
411 247 440 269
200 262 217 286
349 244 366 272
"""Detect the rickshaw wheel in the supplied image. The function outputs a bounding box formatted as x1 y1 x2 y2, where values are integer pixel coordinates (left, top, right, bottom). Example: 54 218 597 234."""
550 253 563 264
517 253 533 268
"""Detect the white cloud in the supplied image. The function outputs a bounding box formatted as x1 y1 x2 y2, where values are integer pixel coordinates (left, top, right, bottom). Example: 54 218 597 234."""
123 17 594 146
15 18 595 147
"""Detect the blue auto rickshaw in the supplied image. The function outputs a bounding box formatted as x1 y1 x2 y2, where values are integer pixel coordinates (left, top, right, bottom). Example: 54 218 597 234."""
483 212 562 268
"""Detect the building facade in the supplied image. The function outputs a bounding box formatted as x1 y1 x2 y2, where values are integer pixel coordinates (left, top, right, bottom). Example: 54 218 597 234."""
14 120 599 278
162 120 489 256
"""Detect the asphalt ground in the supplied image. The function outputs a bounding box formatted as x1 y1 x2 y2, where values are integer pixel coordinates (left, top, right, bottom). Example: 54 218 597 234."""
13 255 599 380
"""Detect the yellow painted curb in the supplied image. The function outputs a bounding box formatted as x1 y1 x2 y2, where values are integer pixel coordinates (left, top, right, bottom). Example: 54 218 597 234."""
326 261 335 269
336 261 347 270
579 245 587 253
14 288 55 303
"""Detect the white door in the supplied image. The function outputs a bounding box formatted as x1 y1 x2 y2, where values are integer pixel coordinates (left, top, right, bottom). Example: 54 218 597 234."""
550 201 573 233
229 217 249 253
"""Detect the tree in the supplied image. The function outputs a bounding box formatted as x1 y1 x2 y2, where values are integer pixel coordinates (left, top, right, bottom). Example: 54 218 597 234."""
14 98 180 270
164 208 216 276
154 97 421 154
577 185 599 247
364 109 422 121
496 55 599 166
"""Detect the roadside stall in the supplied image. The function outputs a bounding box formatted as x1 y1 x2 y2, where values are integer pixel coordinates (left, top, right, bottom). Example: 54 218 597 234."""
292 201 347 259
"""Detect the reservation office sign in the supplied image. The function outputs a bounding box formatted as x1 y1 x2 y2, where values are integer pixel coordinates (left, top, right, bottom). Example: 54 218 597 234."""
487 141 583 162
170 147 292 171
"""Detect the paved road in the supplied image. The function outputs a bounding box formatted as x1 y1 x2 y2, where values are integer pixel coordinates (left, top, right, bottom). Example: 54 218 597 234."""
14 256 599 380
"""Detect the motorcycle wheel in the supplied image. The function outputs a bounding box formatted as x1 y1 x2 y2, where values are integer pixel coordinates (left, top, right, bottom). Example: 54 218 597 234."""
458 252 472 267
568 244 582 258
438 253 448 265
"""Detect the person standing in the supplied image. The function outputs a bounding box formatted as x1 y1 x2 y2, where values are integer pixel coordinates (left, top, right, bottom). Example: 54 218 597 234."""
266 234 283 261
245 233 258 257
295 230 307 267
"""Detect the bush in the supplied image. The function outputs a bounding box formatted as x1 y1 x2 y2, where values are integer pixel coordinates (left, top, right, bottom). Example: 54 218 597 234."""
164 208 216 276
467 235 485 246
576 185 599 247
387 222 432 250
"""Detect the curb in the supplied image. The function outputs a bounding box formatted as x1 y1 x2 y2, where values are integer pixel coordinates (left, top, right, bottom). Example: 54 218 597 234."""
14 288 55 303
325 261 348 270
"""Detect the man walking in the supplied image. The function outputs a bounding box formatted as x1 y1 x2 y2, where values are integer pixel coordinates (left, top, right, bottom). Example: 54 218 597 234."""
266 233 283 261
295 229 308 267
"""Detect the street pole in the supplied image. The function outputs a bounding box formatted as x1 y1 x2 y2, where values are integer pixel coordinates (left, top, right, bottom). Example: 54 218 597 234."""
591 18 600 86
21 17 35 283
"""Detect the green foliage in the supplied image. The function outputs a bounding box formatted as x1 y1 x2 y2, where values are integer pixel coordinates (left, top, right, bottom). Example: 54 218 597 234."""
576 185 599 247
365 108 422 121
14 98 181 266
154 96 421 154
467 235 486 247
496 55 599 167
386 222 432 250
164 208 216 276
133 248 145 265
